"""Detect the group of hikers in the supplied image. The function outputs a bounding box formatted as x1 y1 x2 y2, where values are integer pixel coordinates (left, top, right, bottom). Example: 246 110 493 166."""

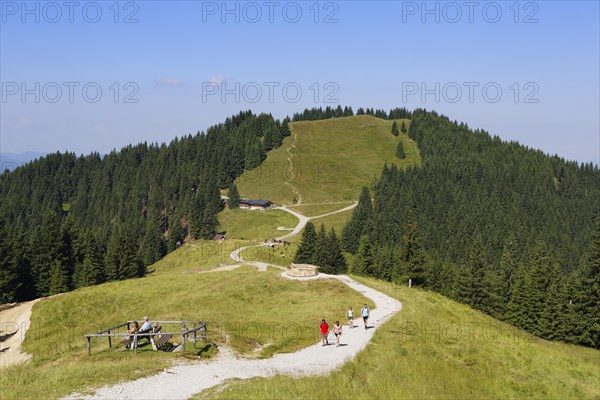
319 304 370 347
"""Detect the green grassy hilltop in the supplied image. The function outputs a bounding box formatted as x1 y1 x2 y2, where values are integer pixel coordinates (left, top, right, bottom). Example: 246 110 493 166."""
235 115 419 207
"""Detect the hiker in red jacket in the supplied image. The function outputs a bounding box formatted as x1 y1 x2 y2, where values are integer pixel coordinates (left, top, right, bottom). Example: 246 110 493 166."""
320 319 329 346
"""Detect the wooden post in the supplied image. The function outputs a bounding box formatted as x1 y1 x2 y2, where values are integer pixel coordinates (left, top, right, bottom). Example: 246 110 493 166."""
193 323 197 349
134 334 138 353
87 337 91 356
108 330 112 348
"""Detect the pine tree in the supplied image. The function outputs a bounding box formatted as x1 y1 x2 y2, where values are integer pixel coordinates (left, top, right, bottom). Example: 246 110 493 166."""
575 218 600 348
396 141 406 159
505 264 534 329
73 234 103 288
190 189 205 240
376 244 398 282
391 120 399 136
527 241 555 337
352 235 372 276
466 236 488 310
342 187 373 253
399 211 428 286
48 260 69 295
0 222 20 303
294 222 318 264
28 211 70 297
400 121 407 133
200 177 222 239
228 183 240 209
498 236 518 318
327 227 348 274
104 225 121 281
316 227 347 274
314 224 328 271
119 223 144 279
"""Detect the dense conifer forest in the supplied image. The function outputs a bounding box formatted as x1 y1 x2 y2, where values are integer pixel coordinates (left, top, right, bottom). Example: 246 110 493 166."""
342 109 600 348
0 111 290 301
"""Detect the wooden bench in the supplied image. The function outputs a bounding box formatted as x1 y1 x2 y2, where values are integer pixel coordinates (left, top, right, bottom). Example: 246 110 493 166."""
119 326 158 350
150 327 174 351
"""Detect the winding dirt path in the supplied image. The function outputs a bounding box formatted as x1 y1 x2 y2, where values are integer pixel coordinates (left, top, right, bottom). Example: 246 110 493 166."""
0 299 40 369
228 203 356 267
282 131 303 205
63 202 401 400
64 272 402 400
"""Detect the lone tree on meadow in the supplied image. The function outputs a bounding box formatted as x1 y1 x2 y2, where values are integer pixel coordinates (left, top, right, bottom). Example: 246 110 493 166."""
401 121 407 133
396 141 406 159
391 120 399 136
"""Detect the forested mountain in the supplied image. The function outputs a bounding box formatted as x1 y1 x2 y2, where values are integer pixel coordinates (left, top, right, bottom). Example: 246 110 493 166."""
343 109 600 348
2 106 598 350
0 111 290 302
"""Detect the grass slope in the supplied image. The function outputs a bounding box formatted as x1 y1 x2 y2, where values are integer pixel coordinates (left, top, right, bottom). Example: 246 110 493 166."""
218 208 299 240
235 115 419 207
0 266 372 400
197 276 600 400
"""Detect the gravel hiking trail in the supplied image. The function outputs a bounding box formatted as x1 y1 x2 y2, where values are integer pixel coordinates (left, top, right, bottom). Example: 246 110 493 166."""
0 299 40 369
64 272 402 400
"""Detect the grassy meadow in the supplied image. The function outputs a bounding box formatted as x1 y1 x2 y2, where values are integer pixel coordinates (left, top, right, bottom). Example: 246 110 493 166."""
196 276 600 400
0 266 372 400
218 208 299 240
235 115 419 206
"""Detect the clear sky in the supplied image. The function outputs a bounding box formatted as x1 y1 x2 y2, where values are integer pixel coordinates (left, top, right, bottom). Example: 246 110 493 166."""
1 1 598 164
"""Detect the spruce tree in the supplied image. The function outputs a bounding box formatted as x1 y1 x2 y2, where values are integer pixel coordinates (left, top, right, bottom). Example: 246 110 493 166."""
399 211 428 286
352 235 372 276
527 241 554 337
498 236 518 317
505 264 535 329
48 260 69 295
293 222 317 264
73 235 103 288
327 227 348 274
575 218 600 348
0 222 20 303
396 141 406 159
466 236 488 310
342 187 373 253
190 190 205 240
228 183 240 209
391 120 399 136
314 224 328 271
119 223 144 279
400 121 407 133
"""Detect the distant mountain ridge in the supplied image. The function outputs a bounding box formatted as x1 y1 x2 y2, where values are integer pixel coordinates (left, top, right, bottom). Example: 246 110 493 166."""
0 151 47 172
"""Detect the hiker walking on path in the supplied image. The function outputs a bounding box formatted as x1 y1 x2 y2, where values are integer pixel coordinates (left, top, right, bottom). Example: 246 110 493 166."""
361 304 369 330
320 319 329 346
332 321 343 347
347 306 354 329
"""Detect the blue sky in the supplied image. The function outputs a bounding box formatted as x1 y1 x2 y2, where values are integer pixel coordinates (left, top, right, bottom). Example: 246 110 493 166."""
1 1 599 164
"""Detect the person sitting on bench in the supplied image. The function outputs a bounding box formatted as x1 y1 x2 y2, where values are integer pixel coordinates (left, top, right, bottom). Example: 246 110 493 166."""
125 321 139 349
138 316 154 344
140 316 152 332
